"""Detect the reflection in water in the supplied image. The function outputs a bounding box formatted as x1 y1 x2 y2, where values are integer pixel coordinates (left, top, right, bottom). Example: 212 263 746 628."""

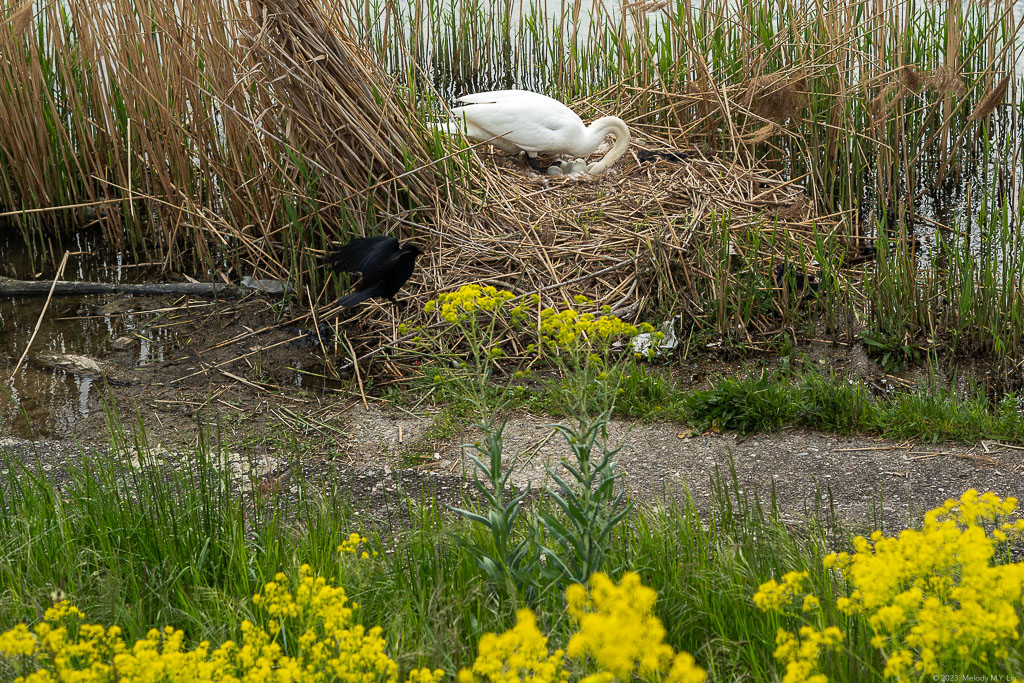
77 376 93 420
0 230 174 439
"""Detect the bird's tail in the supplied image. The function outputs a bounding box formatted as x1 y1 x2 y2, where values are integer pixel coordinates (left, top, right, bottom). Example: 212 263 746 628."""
334 290 372 308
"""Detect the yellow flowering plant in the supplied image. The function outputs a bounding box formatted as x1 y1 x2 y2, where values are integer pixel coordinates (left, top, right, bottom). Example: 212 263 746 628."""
566 572 705 683
457 609 568 683
338 532 379 560
752 570 845 683
753 489 1024 682
0 566 442 683
423 287 647 596
459 572 705 683
827 489 1024 680
422 285 650 376
423 285 534 371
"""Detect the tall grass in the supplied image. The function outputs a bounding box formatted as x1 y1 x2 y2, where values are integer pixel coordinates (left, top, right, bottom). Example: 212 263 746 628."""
0 0 438 293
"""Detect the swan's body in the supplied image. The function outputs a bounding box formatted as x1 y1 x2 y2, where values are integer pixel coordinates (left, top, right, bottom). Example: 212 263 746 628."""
436 90 630 176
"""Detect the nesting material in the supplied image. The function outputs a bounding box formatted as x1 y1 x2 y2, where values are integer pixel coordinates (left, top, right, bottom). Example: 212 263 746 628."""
342 144 851 357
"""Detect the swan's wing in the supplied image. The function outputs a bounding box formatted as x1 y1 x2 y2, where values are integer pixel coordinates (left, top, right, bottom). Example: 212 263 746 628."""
455 90 556 106
451 95 583 154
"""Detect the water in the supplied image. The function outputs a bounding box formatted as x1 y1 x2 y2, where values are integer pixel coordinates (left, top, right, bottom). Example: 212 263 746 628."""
0 226 334 439
0 230 180 438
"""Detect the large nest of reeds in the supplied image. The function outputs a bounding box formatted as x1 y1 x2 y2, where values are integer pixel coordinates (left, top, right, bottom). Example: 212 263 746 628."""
338 144 855 356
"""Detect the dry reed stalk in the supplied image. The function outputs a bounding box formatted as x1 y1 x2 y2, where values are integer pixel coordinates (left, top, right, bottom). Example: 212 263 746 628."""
253 0 436 213
0 0 441 281
926 63 968 97
741 73 808 121
5 2 33 33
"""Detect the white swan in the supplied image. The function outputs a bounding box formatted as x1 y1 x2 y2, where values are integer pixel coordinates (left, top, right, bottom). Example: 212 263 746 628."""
435 90 630 176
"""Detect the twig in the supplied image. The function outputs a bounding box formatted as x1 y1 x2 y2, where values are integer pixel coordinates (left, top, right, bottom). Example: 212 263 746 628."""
0 277 240 298
342 332 369 410
9 251 70 382
170 334 306 384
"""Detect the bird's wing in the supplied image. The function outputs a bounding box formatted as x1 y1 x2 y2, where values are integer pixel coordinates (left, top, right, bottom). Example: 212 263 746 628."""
455 90 554 105
451 93 583 155
321 236 399 275
357 249 408 288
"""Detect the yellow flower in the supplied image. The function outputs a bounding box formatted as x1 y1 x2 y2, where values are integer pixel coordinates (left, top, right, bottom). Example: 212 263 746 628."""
801 595 820 613
463 609 567 683
753 571 809 612
0 623 36 657
407 667 446 683
566 572 704 682
762 489 1024 683
538 307 638 353
338 531 370 555
667 652 707 683
772 625 843 683
425 285 516 324
0 569 402 683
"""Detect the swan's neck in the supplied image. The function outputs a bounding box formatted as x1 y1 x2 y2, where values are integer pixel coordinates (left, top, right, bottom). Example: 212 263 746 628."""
584 116 630 175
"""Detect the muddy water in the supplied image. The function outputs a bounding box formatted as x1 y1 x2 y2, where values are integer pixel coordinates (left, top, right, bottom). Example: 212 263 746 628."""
0 231 175 439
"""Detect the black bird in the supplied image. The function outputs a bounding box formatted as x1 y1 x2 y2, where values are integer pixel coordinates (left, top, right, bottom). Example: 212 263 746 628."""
320 236 423 307
637 149 689 163
773 263 820 298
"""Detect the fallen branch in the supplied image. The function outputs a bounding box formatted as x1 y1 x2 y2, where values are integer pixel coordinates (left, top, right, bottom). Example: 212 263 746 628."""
0 277 242 298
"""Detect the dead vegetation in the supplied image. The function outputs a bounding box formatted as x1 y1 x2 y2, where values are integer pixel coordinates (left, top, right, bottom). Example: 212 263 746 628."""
0 0 437 283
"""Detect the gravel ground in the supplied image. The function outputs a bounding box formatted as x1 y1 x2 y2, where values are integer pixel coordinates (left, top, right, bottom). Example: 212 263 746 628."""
4 406 1021 532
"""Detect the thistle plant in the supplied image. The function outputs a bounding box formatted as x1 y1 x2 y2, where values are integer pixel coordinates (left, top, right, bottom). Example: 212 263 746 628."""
449 419 546 599
423 287 643 591
538 414 631 586
424 286 544 595
533 295 640 584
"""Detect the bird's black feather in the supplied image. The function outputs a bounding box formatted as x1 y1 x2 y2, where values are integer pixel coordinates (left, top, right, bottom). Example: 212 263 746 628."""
321 236 422 307
319 237 399 276
773 263 820 298
638 149 689 163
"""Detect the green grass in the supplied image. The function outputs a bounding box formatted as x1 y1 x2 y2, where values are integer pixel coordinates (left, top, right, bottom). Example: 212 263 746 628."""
386 361 1024 444
3 386 1024 679
685 371 1024 442
4 412 1024 680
